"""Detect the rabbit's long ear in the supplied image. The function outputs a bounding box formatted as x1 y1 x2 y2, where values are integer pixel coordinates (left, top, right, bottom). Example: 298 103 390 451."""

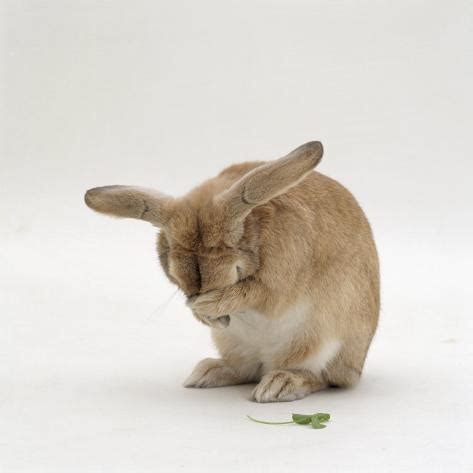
218 141 323 219
84 185 173 227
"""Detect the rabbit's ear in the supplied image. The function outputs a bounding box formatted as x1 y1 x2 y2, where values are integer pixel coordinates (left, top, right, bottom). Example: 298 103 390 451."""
218 141 323 219
84 185 173 227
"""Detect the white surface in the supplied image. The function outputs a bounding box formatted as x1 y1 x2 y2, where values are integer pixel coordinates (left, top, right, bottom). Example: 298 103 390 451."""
1 1 472 472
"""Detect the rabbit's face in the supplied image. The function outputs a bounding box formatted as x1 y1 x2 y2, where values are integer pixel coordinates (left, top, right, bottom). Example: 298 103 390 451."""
84 141 323 298
157 203 260 298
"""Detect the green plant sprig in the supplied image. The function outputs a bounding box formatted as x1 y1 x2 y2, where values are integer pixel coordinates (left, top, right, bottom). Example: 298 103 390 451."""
247 412 331 429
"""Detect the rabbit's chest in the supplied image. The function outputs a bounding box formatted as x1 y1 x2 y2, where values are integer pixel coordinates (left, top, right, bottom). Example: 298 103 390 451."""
228 300 310 369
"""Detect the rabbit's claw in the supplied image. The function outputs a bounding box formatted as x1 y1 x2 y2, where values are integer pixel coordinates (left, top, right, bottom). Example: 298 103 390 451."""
192 312 230 328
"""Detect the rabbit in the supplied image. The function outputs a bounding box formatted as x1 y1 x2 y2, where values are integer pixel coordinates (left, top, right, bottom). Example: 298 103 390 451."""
84 141 379 402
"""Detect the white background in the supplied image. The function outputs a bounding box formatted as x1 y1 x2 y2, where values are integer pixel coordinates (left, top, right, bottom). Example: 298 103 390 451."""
1 1 472 472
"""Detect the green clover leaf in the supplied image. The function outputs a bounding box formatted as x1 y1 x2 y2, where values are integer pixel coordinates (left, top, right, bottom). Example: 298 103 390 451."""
247 412 331 429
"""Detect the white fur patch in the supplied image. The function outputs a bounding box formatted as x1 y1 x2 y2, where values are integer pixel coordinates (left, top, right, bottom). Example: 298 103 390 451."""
226 299 311 374
297 339 342 374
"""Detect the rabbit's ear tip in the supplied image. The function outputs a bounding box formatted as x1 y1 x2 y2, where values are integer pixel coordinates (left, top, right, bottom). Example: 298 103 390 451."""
305 141 323 153
84 187 98 209
295 141 324 161
84 186 116 210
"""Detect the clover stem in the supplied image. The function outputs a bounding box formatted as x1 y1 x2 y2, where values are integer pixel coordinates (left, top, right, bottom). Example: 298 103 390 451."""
246 415 294 425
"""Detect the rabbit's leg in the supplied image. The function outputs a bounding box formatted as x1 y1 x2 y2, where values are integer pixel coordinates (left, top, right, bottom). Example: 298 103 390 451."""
183 358 249 388
251 368 326 403
323 345 366 388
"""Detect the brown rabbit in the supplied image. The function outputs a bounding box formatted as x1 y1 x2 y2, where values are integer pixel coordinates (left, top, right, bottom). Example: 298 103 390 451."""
84 142 379 402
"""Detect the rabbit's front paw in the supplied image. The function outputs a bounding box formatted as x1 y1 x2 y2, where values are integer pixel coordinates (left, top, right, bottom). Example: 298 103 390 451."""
251 370 312 403
187 290 230 327
187 289 225 317
183 358 240 388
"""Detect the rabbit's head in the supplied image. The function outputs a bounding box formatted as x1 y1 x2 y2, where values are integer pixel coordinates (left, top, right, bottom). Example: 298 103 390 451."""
85 141 323 299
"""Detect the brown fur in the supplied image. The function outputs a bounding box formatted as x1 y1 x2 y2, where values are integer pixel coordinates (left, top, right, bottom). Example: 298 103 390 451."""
85 141 379 402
